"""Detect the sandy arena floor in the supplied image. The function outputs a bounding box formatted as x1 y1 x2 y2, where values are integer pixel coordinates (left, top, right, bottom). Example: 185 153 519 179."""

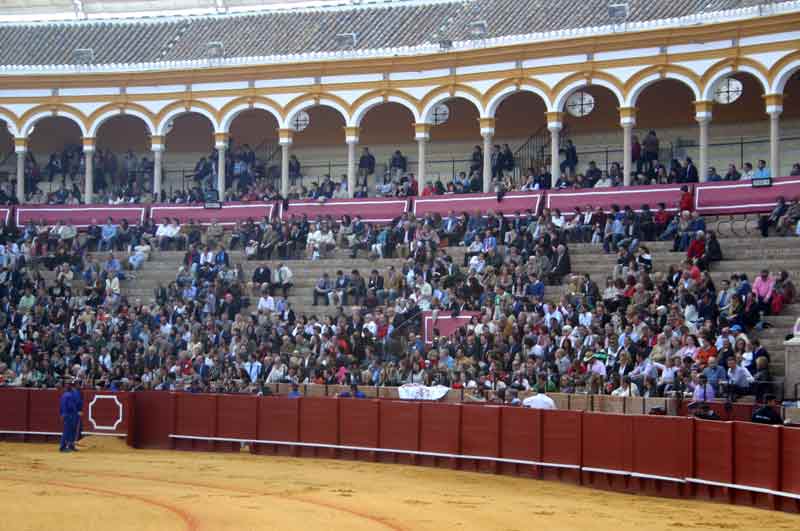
0 437 798 531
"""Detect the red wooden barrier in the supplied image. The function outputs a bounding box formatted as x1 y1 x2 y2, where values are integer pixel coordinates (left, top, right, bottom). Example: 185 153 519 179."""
338 398 380 461
81 391 129 438
131 391 174 449
781 427 800 496
282 197 408 223
0 388 28 441
150 201 275 226
631 415 692 497
253 397 299 456
16 204 147 228
413 191 542 218
546 184 685 217
379 400 420 464
581 412 633 490
695 176 800 215
419 402 461 469
0 207 10 224
215 394 257 452
499 406 540 477
299 397 339 458
460 404 501 474
173 393 216 451
540 409 582 483
27 389 62 440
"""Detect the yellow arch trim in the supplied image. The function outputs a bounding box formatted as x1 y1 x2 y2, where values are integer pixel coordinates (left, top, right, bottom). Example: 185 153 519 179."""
86 102 157 130
768 49 800 83
551 70 625 103
482 77 552 107
218 95 284 122
419 83 484 112
700 57 769 92
17 103 89 135
282 92 351 121
349 89 420 117
154 99 220 128
623 64 701 99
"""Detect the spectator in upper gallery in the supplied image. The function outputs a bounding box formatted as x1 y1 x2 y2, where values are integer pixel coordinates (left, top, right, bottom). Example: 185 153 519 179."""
288 154 301 185
681 157 699 183
389 150 407 178
560 139 578 177
724 163 741 181
642 130 660 173
741 162 755 180
754 159 771 179
358 147 376 179
706 166 722 182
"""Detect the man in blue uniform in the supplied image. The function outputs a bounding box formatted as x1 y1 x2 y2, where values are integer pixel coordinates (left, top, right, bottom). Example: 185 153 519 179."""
70 384 83 448
59 381 79 452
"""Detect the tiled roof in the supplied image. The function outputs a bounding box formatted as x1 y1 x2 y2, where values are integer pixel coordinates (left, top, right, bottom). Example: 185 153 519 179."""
0 0 793 68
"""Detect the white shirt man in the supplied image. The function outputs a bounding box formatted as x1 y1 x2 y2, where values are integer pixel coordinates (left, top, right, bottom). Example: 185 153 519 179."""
257 294 276 313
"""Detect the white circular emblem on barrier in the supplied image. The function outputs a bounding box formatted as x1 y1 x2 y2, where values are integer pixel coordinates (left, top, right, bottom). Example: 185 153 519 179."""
88 395 124 431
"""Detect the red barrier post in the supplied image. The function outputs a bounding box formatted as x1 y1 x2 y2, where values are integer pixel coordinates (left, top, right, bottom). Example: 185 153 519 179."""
540 409 582 483
692 420 734 502
338 398 380 461
419 402 461 469
0 388 29 442
581 412 633 491
734 423 781 509
299 397 339 458
379 400 420 465
499 406 541 477
173 393 216 451
460 404 501 474
631 415 692 498
216 394 258 452
254 396 300 456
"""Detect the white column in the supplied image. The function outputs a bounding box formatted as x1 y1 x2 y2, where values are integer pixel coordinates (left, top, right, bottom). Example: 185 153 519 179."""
766 94 783 178
216 144 226 197
15 139 26 203
482 133 493 192
151 134 164 200
278 128 293 197
550 127 561 187
479 118 495 193
345 126 359 198
620 107 636 186
153 147 163 200
84 146 94 204
769 111 781 178
694 101 712 182
415 123 430 187
281 143 290 197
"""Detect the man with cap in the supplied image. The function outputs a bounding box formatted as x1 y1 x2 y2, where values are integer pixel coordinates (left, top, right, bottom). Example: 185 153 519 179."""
751 395 783 425
59 380 79 452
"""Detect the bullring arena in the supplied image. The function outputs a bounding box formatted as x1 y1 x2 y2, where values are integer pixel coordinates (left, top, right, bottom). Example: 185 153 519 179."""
3 1 800 530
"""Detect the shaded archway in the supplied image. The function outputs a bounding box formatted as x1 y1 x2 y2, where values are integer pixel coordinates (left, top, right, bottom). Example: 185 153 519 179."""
227 108 280 190
633 79 696 179
493 91 548 184
95 114 153 195
708 72 767 177
558 85 622 175
781 71 800 176
27 116 83 196
358 102 415 190
427 97 481 187
163 112 215 197
290 105 347 190
0 121 14 199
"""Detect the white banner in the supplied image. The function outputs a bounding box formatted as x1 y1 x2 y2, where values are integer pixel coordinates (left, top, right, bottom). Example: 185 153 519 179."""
397 384 450 401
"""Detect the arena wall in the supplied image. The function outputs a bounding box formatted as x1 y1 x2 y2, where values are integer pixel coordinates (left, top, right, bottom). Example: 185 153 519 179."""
1 388 798 513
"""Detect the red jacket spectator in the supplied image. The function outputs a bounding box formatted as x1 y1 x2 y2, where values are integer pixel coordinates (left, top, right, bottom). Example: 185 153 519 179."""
687 238 705 260
679 190 693 212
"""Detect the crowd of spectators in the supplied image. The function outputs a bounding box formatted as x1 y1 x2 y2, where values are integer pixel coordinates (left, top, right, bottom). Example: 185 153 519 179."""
0 199 792 408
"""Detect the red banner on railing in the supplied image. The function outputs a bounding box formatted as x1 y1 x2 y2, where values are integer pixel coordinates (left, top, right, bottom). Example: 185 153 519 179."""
15 204 147 228
546 184 685 217
0 208 10 225
280 197 409 223
413 191 542 218
421 310 480 344
695 176 800 215
150 201 275 226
